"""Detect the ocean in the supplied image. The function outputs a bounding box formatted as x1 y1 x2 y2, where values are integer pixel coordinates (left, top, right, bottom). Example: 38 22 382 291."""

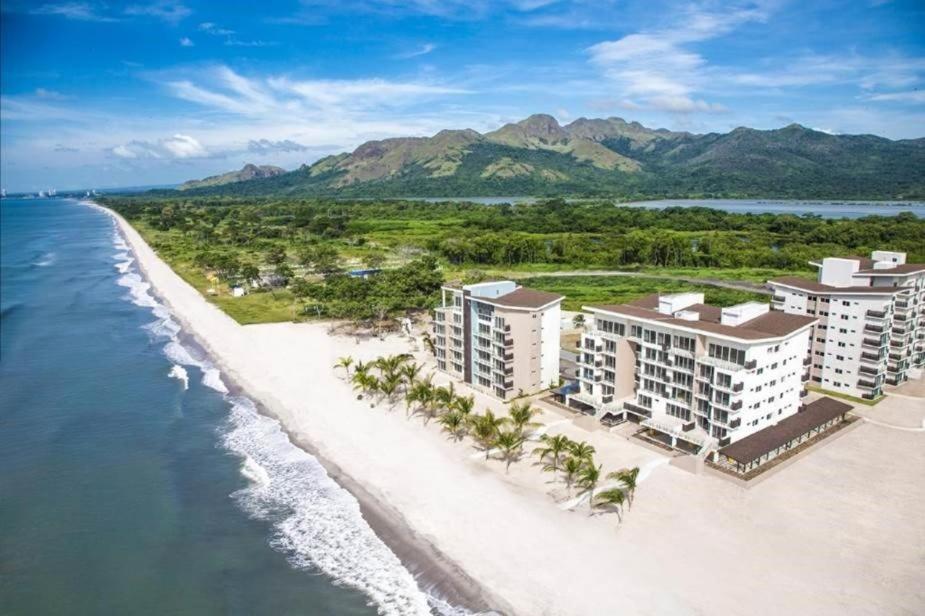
0 199 457 615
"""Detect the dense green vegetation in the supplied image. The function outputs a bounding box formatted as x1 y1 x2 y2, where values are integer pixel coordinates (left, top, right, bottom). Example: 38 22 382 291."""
516 276 767 311
102 195 925 323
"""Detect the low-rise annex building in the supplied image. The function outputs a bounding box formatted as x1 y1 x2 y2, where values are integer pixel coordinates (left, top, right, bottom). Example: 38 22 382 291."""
572 293 816 451
768 250 925 399
432 281 563 400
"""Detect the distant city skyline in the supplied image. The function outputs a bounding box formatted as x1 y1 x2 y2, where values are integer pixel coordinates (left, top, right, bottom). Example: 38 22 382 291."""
2 0 924 192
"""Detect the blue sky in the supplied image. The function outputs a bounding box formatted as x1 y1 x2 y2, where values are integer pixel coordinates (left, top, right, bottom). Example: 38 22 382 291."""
1 0 923 192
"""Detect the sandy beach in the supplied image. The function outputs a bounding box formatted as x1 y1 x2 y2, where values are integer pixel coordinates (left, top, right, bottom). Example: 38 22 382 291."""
96 202 925 616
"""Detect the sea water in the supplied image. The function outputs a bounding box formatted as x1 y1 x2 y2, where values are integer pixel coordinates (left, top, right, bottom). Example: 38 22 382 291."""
0 199 463 615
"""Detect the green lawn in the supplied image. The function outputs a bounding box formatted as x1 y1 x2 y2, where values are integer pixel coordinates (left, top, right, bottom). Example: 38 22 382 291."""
518 275 767 311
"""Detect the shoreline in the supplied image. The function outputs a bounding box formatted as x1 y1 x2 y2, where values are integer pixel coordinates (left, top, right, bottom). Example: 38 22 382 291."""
88 201 504 615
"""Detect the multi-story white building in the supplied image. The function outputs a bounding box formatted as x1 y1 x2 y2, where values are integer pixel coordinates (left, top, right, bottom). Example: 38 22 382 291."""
768 250 925 399
432 281 563 400
573 293 816 450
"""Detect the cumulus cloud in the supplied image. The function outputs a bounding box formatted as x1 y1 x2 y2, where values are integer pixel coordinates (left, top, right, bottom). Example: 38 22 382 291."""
179 36 194 47
110 134 206 159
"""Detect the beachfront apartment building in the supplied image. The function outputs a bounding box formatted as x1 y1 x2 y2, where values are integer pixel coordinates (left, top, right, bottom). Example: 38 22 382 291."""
432 281 563 400
571 293 816 450
768 251 925 399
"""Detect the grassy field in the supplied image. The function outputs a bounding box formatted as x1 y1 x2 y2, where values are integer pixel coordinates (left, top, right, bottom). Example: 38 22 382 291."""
519 275 768 311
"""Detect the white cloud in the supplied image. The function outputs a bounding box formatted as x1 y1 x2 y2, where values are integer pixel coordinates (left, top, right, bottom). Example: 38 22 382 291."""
587 3 771 113
864 90 925 103
110 134 206 159
395 43 437 59
179 36 194 47
124 1 190 23
30 2 118 22
164 65 470 118
198 21 235 35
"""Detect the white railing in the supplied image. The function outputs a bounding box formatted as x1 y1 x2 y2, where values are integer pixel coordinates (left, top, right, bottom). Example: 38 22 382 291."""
697 355 745 372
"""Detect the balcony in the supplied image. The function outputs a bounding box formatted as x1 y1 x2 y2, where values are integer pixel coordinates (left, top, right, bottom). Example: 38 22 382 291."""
729 417 741 429
623 401 652 418
503 380 514 391
732 382 744 393
866 309 888 319
744 359 757 370
857 378 878 390
862 337 886 349
503 352 514 362
803 355 812 366
771 295 785 304
858 364 881 376
730 400 742 411
864 324 884 334
860 351 882 363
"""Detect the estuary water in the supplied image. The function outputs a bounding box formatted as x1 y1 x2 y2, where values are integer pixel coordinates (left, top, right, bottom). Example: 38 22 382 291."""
414 196 924 218
0 199 454 615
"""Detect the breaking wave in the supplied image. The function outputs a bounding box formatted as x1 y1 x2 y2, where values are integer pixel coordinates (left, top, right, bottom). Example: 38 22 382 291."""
105 218 471 615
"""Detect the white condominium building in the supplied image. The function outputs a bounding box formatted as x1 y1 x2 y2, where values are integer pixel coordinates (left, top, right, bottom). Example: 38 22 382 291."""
432 281 563 400
768 250 925 399
574 293 816 449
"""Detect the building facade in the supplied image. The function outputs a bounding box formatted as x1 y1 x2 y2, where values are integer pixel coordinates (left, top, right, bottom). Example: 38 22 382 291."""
768 251 925 399
432 281 563 400
573 293 815 450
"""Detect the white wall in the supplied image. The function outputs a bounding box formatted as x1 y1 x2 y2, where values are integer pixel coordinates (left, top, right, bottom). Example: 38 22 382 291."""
540 303 561 388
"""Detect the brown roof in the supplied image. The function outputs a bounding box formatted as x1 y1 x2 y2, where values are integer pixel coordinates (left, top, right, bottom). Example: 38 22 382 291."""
719 398 852 464
586 300 816 341
854 263 925 276
484 286 563 309
769 276 900 295
628 293 660 309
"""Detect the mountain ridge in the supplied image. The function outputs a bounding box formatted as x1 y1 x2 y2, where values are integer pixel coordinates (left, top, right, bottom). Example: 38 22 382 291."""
173 115 925 200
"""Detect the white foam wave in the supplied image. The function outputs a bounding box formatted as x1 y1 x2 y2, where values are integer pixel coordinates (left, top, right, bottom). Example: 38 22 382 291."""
104 221 473 616
35 251 56 267
168 365 189 390
202 368 229 394
241 455 272 487
222 397 434 616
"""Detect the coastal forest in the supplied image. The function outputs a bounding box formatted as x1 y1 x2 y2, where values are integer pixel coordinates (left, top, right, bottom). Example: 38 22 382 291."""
101 196 925 325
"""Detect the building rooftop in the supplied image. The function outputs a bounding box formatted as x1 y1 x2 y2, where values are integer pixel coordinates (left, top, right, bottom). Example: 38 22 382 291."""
854 263 925 276
769 276 900 295
719 397 852 465
588 294 817 341
482 286 564 310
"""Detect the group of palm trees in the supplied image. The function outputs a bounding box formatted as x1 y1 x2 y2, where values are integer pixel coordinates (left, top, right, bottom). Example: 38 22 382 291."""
334 353 640 523
533 433 639 521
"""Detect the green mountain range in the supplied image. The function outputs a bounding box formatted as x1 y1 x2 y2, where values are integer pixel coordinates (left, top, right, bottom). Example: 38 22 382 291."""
178 163 285 190
174 115 925 199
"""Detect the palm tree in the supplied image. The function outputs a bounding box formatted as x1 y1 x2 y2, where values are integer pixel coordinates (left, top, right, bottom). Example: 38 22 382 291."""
594 488 627 522
433 382 456 412
452 394 475 418
508 401 541 435
534 434 573 476
334 356 353 378
406 381 434 419
438 411 468 441
400 362 422 391
607 467 640 509
569 441 596 463
576 464 602 512
421 331 436 356
378 372 403 408
351 370 375 395
562 456 583 495
495 430 526 472
469 410 507 459
375 354 408 375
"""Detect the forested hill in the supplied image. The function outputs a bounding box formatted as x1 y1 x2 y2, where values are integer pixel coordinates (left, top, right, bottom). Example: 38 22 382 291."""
172 115 925 200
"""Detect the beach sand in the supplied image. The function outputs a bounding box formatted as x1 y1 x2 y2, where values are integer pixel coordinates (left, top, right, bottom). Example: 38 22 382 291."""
98 202 925 616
